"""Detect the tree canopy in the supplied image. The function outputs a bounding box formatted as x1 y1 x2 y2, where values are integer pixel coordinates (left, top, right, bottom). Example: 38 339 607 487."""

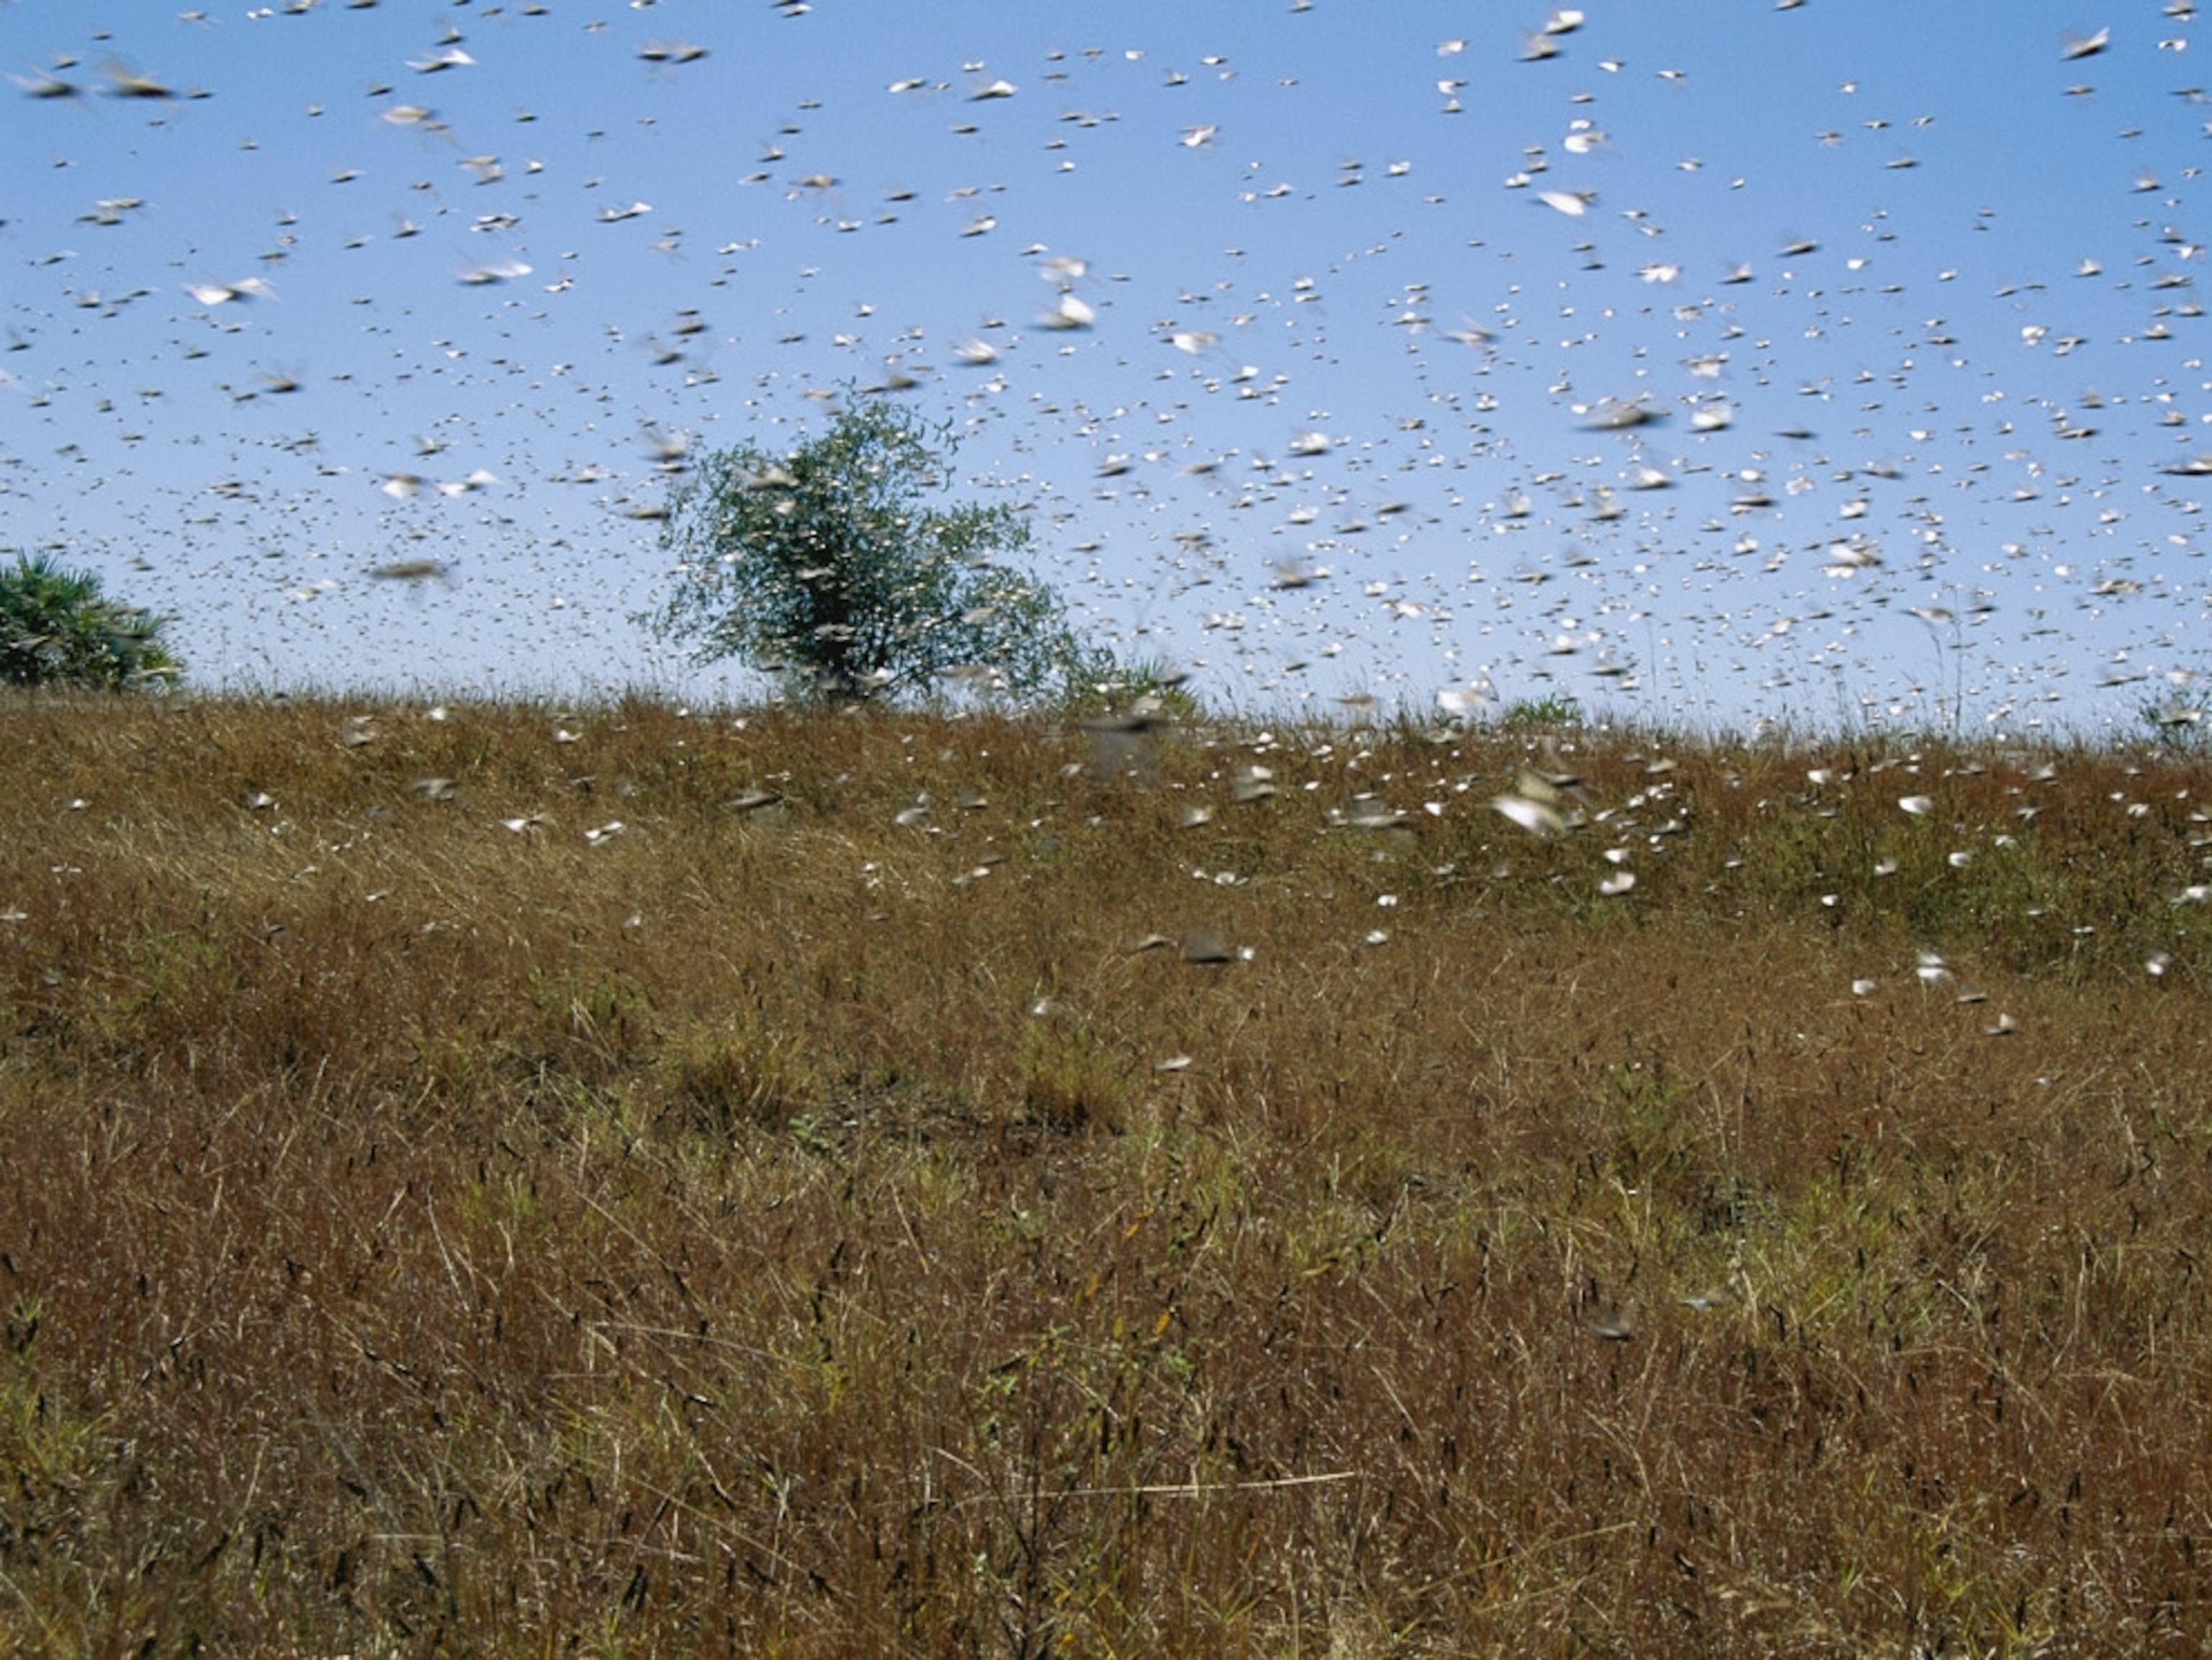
644 398 1101 704
0 553 179 690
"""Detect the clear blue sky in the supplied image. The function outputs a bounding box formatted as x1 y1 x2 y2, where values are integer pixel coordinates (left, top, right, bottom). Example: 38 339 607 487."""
4 0 2207 734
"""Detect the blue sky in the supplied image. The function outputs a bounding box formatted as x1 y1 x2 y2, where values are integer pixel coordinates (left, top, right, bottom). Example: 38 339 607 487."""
4 0 2208 734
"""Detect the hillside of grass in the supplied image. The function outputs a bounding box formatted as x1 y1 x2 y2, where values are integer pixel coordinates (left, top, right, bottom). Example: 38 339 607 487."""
2 691 2208 1654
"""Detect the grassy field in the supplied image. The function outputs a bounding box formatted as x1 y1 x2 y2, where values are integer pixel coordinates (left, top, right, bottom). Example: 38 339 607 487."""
1 690 2208 1654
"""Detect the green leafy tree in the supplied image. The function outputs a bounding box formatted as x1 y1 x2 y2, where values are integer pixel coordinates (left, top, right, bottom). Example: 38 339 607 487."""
0 552 179 690
644 397 1102 703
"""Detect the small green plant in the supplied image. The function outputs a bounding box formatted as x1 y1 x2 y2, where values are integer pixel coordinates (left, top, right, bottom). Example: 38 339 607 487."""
1498 694 1582 729
1074 656 1200 721
786 1111 840 1158
0 551 179 690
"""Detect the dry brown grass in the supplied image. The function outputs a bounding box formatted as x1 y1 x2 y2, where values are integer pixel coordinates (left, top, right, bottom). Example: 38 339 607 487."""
2 689 2208 1654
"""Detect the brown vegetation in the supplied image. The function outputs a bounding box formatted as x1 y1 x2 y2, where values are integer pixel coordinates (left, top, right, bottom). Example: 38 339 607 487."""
2 692 2208 1654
